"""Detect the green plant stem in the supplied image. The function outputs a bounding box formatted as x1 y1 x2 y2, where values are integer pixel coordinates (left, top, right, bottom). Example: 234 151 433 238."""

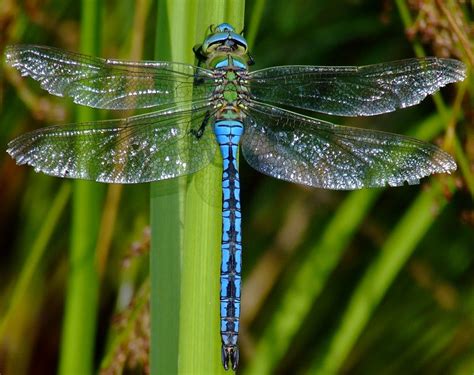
246 0 266 48
58 1 104 374
150 3 183 374
314 180 454 374
150 2 244 373
0 182 70 338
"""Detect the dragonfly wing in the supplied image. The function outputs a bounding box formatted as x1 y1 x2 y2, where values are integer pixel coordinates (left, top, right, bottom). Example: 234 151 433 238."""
7 104 218 183
241 103 456 189
5 45 214 110
250 58 466 116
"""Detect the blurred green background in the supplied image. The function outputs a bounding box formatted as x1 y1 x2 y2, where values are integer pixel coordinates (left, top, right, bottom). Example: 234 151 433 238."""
0 0 473 374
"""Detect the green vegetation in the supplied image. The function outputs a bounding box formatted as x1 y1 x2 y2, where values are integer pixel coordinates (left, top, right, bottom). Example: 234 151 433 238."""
0 1 472 374
151 2 244 373
59 2 104 374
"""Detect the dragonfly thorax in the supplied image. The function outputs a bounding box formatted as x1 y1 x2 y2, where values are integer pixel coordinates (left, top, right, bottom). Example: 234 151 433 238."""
211 69 250 114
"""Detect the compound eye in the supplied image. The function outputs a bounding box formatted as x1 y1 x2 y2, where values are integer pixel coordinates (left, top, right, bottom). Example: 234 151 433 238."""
215 23 235 32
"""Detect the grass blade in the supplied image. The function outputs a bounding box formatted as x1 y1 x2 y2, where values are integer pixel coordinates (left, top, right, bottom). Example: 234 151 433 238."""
150 2 245 373
314 180 455 374
0 183 70 338
58 1 104 374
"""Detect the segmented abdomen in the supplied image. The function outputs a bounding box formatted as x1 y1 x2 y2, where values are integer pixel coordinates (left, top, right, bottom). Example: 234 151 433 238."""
214 119 243 370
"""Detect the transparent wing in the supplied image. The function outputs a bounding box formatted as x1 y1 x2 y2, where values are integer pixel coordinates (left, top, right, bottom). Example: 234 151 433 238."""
249 58 466 116
241 103 456 189
7 104 218 183
5 45 215 110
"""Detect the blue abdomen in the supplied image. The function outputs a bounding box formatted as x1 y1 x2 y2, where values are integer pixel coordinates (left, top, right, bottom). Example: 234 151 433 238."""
214 119 244 370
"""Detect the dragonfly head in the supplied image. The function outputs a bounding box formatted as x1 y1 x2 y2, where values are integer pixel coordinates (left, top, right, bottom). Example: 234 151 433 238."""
194 23 251 68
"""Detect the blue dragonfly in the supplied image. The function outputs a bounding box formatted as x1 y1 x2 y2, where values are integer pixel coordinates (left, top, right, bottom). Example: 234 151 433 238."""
5 23 465 371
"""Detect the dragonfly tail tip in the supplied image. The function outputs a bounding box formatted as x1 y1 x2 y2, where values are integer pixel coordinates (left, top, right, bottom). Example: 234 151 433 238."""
221 345 239 371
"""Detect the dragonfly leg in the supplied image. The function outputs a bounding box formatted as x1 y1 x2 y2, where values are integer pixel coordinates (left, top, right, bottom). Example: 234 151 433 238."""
190 111 210 139
192 44 207 66
247 52 255 66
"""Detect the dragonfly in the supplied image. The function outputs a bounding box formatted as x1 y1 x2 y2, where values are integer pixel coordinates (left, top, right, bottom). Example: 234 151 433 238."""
5 23 466 371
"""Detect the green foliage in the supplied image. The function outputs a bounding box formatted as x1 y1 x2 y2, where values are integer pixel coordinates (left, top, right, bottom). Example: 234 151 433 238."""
0 1 472 374
59 2 104 374
150 1 244 373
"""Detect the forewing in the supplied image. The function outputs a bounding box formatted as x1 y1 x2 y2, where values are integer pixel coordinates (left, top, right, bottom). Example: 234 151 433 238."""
241 103 456 189
7 105 218 183
250 58 466 116
5 45 214 110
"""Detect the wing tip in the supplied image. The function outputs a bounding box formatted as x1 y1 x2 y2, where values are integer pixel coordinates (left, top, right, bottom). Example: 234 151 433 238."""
6 146 14 158
4 45 34 76
437 57 467 84
448 58 467 78
432 146 457 174
6 138 18 158
6 143 25 166
4 45 18 66
333 153 457 189
7 148 27 167
4 44 33 63
6 134 37 167
441 155 457 174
